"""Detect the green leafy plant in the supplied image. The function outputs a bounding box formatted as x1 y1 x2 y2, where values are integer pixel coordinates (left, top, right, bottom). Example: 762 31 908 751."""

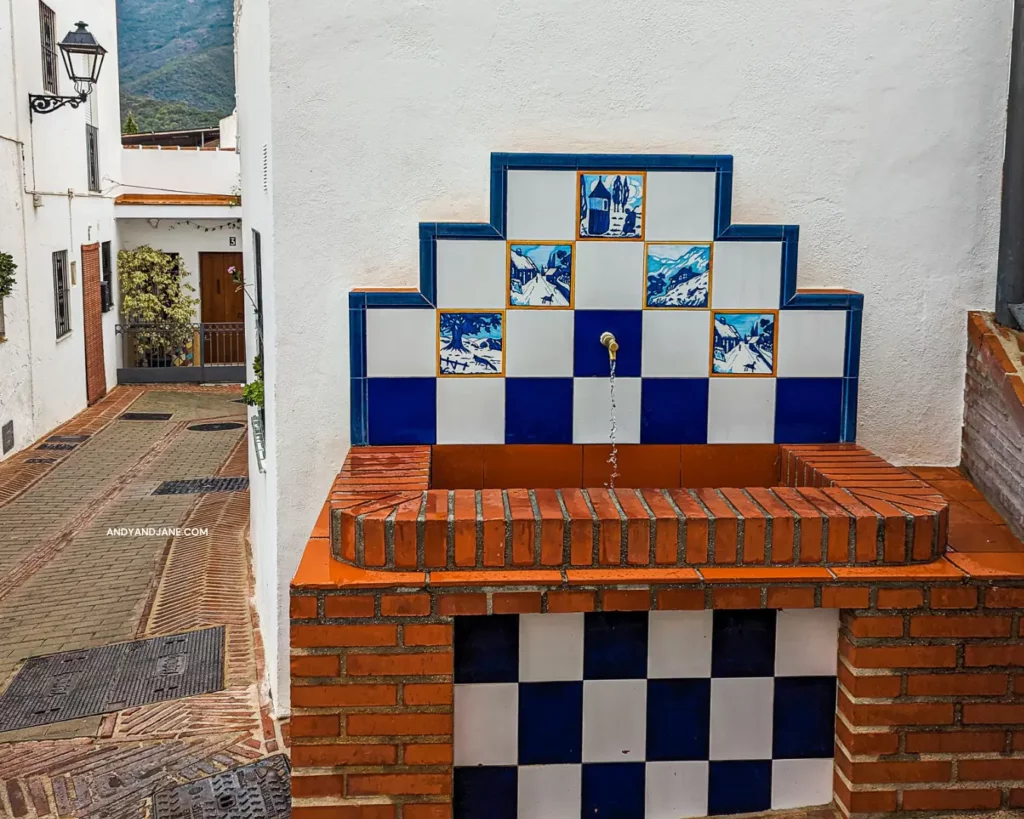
122 111 140 134
0 251 16 300
118 246 199 364
242 353 264 408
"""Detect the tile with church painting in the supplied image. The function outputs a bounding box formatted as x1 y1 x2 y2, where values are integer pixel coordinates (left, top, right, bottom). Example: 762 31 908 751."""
438 311 504 376
509 243 573 308
579 172 644 239
713 312 776 375
646 243 711 308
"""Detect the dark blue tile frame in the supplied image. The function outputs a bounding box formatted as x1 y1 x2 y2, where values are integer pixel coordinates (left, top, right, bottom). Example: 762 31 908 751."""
351 152 864 446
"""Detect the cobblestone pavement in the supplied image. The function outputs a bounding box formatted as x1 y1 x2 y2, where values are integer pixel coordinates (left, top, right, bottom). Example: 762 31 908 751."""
0 387 283 818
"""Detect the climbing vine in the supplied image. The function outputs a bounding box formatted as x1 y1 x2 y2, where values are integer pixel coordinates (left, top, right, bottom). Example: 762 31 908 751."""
118 246 199 361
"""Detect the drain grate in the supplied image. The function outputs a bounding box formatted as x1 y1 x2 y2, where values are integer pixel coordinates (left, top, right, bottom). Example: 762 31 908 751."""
25 458 57 464
188 422 245 432
153 755 291 819
47 434 90 443
37 443 76 451
120 412 173 421
0 627 224 733
153 477 249 496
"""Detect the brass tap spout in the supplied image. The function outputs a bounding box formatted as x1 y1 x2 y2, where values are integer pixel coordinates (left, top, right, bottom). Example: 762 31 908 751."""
600 332 619 362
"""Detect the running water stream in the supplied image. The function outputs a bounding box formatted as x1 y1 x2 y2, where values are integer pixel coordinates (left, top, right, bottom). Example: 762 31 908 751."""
607 357 620 488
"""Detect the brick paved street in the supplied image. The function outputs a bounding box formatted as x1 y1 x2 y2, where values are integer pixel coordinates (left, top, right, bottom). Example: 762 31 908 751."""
0 387 282 818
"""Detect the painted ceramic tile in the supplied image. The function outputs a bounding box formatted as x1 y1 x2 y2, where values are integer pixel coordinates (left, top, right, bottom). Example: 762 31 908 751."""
439 311 504 375
579 173 644 239
509 243 573 307
646 244 711 308
713 312 776 375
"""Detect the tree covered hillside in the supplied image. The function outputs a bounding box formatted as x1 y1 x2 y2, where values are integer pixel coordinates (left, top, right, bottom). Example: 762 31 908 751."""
116 0 235 132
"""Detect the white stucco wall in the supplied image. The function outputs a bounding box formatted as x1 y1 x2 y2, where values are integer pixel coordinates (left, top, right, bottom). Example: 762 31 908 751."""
118 219 242 321
0 0 120 459
245 0 1012 712
119 147 240 198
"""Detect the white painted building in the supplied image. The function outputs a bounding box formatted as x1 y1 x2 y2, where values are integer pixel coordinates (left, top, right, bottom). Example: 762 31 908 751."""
237 0 1011 712
0 0 121 460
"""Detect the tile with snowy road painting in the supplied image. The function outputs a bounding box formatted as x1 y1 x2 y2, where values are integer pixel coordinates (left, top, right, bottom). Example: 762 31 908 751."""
509 243 573 308
646 243 711 308
439 311 504 376
579 172 645 239
713 312 776 375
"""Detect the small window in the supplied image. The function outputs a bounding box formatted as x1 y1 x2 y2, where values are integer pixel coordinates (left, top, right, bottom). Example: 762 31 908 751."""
53 250 70 338
86 125 100 192
100 240 114 312
39 2 58 94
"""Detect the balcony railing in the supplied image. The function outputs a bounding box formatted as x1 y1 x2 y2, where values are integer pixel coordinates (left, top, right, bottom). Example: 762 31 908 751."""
115 322 245 384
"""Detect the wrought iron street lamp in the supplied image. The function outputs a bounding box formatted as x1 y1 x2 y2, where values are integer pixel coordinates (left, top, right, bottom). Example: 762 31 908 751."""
29 21 107 118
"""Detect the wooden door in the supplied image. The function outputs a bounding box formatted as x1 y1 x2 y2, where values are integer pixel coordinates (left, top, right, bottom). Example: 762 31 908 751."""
81 243 107 405
199 252 245 364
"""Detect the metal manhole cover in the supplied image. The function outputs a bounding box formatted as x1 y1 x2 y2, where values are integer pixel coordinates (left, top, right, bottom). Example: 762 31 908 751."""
188 423 245 432
37 443 75 451
47 434 90 443
153 477 249 496
153 755 290 819
25 458 57 464
231 399 247 404
119 412 173 421
0 627 224 733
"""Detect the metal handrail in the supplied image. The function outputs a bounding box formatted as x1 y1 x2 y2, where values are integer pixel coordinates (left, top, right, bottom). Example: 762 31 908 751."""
116 321 245 368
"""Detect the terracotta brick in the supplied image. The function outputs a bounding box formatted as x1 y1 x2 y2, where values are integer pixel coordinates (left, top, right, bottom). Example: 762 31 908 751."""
404 743 453 765
507 489 536 566
840 693 954 727
291 596 318 619
963 703 1024 725
292 774 344 798
424 491 449 568
821 586 870 609
291 655 341 677
437 594 487 615
848 760 951 784
965 644 1024 666
293 808 395 819
832 778 896 814
765 586 816 608
602 589 650 611
404 624 453 647
347 774 451 796
847 616 904 638
291 744 397 767
986 586 1024 608
656 588 706 610
1014 789 1024 809
929 586 978 609
876 588 924 609
290 714 340 737
382 594 432 617
291 684 397 707
480 489 506 567
492 592 542 614
835 719 899 755
910 615 1012 638
347 652 453 678
535 488 566 566
346 713 453 737
905 673 1008 697
546 590 596 613
698 489 738 564
324 595 377 618
904 730 1006 754
838 664 901 698
711 587 762 609
291 624 398 648
901 789 1002 811
843 643 957 669
453 491 477 567
960 758 1024 781
405 805 452 819
670 490 709 563
404 683 453 706
562 490 595 565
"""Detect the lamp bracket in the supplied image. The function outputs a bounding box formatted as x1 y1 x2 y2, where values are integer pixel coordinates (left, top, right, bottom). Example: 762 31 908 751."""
28 92 87 120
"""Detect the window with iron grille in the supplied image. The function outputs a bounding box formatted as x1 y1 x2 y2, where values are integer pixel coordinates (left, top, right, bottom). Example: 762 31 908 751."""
52 250 70 338
100 240 114 312
39 2 58 94
86 125 100 192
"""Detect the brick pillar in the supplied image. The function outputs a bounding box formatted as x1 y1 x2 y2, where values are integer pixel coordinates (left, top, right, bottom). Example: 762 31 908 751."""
290 590 455 819
837 585 1024 815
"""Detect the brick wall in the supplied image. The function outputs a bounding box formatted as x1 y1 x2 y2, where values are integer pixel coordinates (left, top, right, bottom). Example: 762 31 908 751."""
962 312 1024 540
290 572 1024 818
80 244 107 406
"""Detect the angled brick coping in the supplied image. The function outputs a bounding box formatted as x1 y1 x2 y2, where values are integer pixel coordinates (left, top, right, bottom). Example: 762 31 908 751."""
322 444 947 570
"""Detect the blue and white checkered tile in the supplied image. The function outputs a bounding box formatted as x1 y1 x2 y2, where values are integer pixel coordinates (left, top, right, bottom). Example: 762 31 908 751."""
452 609 838 819
354 155 862 447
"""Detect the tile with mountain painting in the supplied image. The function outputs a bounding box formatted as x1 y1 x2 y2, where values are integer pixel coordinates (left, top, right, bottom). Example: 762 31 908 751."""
646 243 711 308
438 310 505 376
713 312 776 375
579 172 645 239
509 243 573 308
